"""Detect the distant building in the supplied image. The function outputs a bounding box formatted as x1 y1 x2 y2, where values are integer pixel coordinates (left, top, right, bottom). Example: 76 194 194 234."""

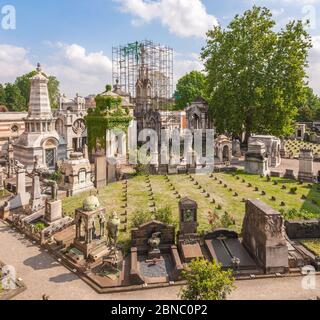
54 93 87 157
185 97 213 130
0 112 27 159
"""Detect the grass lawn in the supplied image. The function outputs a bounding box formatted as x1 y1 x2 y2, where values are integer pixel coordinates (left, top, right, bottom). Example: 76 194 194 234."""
0 189 11 198
285 139 320 157
62 170 320 245
300 239 320 256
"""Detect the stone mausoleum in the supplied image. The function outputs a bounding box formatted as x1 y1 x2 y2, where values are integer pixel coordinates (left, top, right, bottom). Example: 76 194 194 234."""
13 64 67 170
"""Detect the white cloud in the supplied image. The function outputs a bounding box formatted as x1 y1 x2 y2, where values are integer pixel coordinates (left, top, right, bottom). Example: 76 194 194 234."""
45 42 112 96
0 42 112 97
115 0 218 38
249 0 320 4
308 36 320 95
280 0 320 3
0 44 33 82
174 52 204 85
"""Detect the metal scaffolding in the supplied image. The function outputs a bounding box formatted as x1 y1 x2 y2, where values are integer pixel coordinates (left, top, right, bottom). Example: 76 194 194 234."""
112 40 174 106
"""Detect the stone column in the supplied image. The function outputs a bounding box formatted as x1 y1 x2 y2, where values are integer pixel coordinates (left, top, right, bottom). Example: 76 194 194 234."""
298 149 314 182
30 175 43 212
16 168 26 195
83 144 89 160
76 221 81 239
0 167 3 191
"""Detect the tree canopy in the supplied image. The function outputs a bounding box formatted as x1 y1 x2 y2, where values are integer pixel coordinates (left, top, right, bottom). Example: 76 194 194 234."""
4 83 26 112
296 87 320 122
0 84 6 106
15 71 60 109
0 70 60 112
202 6 312 142
174 70 206 110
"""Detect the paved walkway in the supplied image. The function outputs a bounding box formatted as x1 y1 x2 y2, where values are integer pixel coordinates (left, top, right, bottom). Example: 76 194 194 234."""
1 220 320 300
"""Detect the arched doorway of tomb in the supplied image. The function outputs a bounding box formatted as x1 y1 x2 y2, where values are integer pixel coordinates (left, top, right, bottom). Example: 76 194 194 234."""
192 113 200 129
43 138 58 169
223 145 230 162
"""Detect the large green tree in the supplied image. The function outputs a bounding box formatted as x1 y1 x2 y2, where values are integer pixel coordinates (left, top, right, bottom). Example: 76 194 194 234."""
174 71 206 110
202 6 312 143
4 83 26 112
15 71 60 109
296 87 320 122
0 84 6 106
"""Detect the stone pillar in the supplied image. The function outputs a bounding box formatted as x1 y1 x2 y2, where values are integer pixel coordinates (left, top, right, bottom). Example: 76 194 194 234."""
83 144 89 160
0 167 3 191
76 221 81 239
242 199 288 274
44 199 63 223
298 149 314 182
94 155 107 188
120 133 127 158
30 175 43 212
232 139 241 157
16 168 26 195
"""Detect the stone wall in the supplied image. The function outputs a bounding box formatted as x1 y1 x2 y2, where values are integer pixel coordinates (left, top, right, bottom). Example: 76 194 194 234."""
285 220 320 239
242 199 288 273
131 220 175 251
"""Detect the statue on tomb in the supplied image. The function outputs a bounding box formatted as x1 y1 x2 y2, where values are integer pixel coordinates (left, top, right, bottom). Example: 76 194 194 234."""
148 232 161 251
107 211 120 247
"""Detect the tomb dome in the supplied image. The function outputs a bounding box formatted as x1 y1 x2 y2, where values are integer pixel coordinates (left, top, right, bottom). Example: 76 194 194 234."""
83 195 100 212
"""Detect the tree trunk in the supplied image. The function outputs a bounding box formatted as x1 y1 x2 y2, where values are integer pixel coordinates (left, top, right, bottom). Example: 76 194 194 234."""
243 114 253 147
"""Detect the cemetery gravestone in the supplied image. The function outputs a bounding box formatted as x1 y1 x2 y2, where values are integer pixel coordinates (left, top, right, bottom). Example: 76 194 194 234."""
242 199 288 274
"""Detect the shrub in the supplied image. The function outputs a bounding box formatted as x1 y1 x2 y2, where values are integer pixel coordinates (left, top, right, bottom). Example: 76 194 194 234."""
33 221 46 233
208 209 220 229
130 209 153 228
290 187 297 194
134 163 150 176
280 208 317 221
180 259 235 301
50 170 62 183
154 206 175 225
220 212 236 228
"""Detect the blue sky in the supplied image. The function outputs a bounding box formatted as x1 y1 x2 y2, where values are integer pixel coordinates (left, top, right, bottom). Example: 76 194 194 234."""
0 0 319 96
